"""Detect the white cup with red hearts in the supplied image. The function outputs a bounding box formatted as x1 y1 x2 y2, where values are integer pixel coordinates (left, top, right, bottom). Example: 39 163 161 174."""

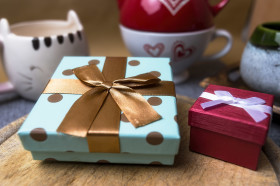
120 25 232 83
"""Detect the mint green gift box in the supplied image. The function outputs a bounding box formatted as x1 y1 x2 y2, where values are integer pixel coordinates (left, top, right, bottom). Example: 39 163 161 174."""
18 56 180 165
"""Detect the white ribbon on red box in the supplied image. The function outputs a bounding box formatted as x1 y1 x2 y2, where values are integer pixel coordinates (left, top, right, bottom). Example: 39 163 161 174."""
200 91 272 123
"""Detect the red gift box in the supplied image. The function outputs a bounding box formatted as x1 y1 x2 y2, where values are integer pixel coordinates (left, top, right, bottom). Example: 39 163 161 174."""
188 84 274 170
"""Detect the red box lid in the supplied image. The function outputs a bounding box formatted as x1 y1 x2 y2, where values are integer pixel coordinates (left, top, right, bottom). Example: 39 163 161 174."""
189 84 274 146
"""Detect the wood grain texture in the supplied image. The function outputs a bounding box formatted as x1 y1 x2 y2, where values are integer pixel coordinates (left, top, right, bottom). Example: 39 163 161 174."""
264 138 280 183
0 96 278 186
0 115 27 145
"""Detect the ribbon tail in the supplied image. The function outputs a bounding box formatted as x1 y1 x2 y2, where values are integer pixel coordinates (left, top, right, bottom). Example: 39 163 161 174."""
110 87 162 128
244 107 268 123
57 87 108 137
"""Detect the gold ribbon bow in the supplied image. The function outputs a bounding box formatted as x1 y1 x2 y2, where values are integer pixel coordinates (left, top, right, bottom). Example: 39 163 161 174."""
43 57 175 153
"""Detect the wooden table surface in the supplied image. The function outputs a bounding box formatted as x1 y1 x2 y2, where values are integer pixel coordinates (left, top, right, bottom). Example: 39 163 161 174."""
0 96 279 186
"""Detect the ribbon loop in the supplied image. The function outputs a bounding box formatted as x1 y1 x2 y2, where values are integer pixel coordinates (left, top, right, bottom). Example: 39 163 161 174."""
214 90 233 98
242 97 266 106
114 73 161 88
200 91 272 123
73 64 105 87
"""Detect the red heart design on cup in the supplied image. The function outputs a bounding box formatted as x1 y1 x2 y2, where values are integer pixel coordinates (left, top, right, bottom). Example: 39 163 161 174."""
143 43 165 57
159 0 190 16
173 41 194 61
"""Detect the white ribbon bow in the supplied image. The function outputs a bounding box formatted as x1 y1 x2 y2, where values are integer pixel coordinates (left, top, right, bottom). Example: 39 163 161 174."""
200 91 272 123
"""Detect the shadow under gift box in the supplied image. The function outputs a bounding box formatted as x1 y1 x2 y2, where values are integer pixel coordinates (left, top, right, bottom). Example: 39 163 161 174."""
17 56 180 165
188 84 274 170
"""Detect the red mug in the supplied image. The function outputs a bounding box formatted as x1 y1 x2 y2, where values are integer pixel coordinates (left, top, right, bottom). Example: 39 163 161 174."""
118 0 229 32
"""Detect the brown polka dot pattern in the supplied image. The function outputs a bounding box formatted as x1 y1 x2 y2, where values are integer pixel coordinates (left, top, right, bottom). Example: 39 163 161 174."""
147 97 162 106
174 115 178 123
48 94 63 103
128 60 140 66
62 69 74 76
88 59 100 65
121 113 129 122
30 128 48 141
150 71 161 77
97 160 110 163
150 161 163 165
146 132 164 145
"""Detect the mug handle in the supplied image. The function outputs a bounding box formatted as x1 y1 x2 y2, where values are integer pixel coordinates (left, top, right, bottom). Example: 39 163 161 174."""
0 21 15 94
201 29 232 62
209 0 230 16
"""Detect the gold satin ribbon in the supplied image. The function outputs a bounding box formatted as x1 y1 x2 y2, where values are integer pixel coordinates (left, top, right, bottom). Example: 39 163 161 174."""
43 57 175 153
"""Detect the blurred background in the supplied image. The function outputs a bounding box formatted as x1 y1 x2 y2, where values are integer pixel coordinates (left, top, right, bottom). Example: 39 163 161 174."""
0 0 259 82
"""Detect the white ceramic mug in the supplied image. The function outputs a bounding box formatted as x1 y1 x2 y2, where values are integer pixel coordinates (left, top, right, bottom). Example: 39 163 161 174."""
120 25 232 83
0 10 89 100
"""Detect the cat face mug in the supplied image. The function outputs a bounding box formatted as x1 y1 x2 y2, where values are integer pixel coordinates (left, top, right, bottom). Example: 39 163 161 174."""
0 10 89 101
